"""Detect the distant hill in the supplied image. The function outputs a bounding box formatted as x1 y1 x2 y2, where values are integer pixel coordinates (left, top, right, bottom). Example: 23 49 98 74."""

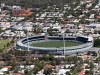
0 0 79 7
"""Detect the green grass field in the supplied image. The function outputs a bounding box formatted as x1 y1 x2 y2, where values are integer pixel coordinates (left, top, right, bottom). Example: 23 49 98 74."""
31 41 81 48
0 40 10 50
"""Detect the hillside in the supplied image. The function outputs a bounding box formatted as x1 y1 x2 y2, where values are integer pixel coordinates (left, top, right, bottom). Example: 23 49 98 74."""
0 0 80 7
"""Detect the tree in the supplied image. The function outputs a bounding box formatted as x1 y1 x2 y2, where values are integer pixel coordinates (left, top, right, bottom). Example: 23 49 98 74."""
97 19 100 22
96 57 100 63
85 70 93 75
94 39 100 47
24 69 29 75
42 55 49 61
65 29 70 33
0 27 3 33
55 58 62 65
66 72 71 75
70 66 75 72
2 53 12 61
50 61 56 66
11 40 15 44
43 63 54 75
49 55 55 61
94 30 98 34
43 68 53 75
32 62 43 74
47 28 59 36
89 62 94 70
33 66 40 74
34 27 43 34
7 43 10 47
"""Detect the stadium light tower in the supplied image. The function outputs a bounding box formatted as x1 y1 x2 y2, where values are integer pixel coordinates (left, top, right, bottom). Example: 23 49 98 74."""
15 31 18 49
45 16 48 40
62 0 65 55
63 33 66 55
99 0 100 5
27 30 29 51
18 30 21 41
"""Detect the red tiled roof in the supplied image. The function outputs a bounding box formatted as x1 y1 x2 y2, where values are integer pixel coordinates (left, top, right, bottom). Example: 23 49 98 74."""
78 71 85 75
96 16 100 19
14 73 23 75
13 9 33 17
4 66 12 69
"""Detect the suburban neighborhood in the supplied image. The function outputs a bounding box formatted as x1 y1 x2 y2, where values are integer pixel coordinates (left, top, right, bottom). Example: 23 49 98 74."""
0 0 99 75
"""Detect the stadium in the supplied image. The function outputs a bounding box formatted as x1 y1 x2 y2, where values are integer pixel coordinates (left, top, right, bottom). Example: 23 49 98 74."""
16 35 93 55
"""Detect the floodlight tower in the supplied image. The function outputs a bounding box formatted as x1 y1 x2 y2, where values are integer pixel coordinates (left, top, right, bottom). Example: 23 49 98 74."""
44 9 48 40
99 0 100 5
15 31 18 50
27 30 29 52
63 33 66 55
62 0 66 55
